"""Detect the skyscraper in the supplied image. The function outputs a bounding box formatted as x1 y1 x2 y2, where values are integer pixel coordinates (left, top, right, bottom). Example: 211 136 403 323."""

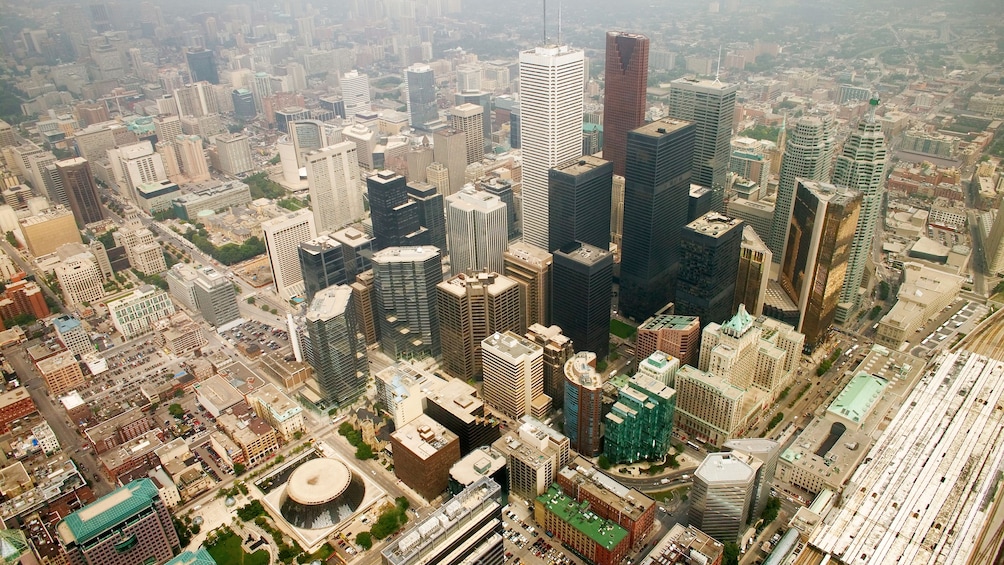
176 134 210 182
604 373 676 464
437 272 522 381
602 32 649 177
482 331 548 420
779 180 860 348
834 100 887 322
340 70 371 117
262 210 317 300
307 141 363 233
367 170 426 251
193 266 239 327
689 452 757 543
305 285 368 407
372 246 443 359
552 242 613 360
186 48 219 84
619 118 696 321
232 88 256 119
733 226 772 317
518 44 585 250
768 113 835 264
299 234 347 304
478 178 518 240
455 90 493 151
563 351 604 457
504 242 552 329
404 64 438 130
55 158 104 228
676 212 744 327
548 156 613 253
215 133 254 175
432 128 468 196
667 77 738 213
446 187 508 276
406 181 447 253
450 103 485 165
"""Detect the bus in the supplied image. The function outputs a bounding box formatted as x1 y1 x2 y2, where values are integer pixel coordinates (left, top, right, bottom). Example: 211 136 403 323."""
686 441 702 451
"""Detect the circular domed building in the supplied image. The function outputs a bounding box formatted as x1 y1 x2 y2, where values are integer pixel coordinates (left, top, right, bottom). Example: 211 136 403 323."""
279 458 365 530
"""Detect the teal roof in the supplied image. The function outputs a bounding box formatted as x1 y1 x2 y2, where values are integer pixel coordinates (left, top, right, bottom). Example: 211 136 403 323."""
537 484 628 550
582 123 603 132
57 479 160 545
827 373 888 425
166 548 218 565
721 304 754 336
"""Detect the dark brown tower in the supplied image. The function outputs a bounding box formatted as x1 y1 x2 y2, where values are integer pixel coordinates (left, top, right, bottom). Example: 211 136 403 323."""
56 158 105 228
603 32 649 176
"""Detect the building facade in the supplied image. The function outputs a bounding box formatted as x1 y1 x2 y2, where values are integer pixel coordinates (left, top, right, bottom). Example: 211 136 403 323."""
548 156 613 253
564 352 604 457
446 187 508 276
482 331 547 421
438 273 522 381
372 246 443 359
305 285 368 407
602 32 649 176
552 242 613 360
676 213 744 327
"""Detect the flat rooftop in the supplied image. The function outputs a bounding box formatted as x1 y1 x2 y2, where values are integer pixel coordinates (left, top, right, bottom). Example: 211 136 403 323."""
449 446 507 486
638 315 699 331
632 117 694 138
391 414 457 460
57 478 159 545
483 331 540 362
695 452 756 484
826 373 888 427
537 484 628 550
305 285 352 322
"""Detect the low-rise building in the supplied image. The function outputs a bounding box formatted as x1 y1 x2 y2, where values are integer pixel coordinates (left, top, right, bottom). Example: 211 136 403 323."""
556 457 656 548
0 387 35 433
246 383 304 442
876 262 964 348
647 524 724 565
36 351 85 396
194 375 243 418
217 402 279 467
106 285 176 339
156 311 208 356
171 179 253 220
52 315 92 356
84 408 152 454
534 483 630 565
97 429 164 481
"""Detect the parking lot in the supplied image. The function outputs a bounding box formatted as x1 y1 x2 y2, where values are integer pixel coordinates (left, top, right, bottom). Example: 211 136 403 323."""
910 299 988 358
221 320 291 354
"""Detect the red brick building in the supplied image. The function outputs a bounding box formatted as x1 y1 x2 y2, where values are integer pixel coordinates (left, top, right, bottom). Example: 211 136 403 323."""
0 387 36 433
0 273 50 326
556 457 656 549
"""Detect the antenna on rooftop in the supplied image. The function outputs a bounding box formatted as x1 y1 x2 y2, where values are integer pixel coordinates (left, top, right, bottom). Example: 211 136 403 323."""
714 45 722 84
542 0 547 44
558 0 562 45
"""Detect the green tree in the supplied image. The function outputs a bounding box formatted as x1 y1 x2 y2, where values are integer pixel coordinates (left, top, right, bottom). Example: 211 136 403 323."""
247 296 256 305
878 281 891 301
233 462 246 476
237 500 265 521
355 443 374 460
597 455 611 470
168 404 185 418
4 231 16 246
723 542 740 565
356 531 372 550
760 496 781 524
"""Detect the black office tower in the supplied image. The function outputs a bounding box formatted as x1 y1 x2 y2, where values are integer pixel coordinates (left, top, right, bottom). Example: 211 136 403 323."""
619 118 696 322
186 49 219 84
366 171 426 251
676 212 744 327
552 242 614 360
232 89 256 119
548 156 613 253
406 181 447 253
55 158 105 228
299 236 347 304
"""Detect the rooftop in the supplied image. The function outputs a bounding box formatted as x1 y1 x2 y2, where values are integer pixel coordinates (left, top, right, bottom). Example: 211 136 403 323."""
695 452 756 484
57 478 160 545
449 446 507 486
551 155 611 176
536 484 628 550
632 117 694 138
483 331 541 362
165 548 218 565
391 414 457 460
638 315 699 332
826 373 888 426
686 212 744 238
305 285 352 323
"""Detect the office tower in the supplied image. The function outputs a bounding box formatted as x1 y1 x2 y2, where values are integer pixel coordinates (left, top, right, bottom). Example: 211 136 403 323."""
504 242 552 329
109 142 169 199
340 70 371 117
214 133 253 175
456 90 493 150
768 113 835 263
262 210 317 301
250 72 273 111
176 134 210 182
367 170 425 250
307 141 363 233
305 285 368 407
331 227 373 281
834 100 887 322
676 212 744 326
0 119 16 147
726 198 774 245
518 44 585 250
604 374 676 464
406 145 434 182
446 187 508 276
193 266 239 327
20 207 81 257
730 137 772 190
734 226 772 317
232 88 256 118
406 181 447 253
55 158 104 228
116 222 167 275
723 438 780 520
636 313 701 367
372 246 443 359
299 234 347 304
350 270 379 346
619 118 696 321
438 273 522 381
186 48 219 84
563 351 604 457
433 128 468 196
390 414 461 500
548 156 613 252
57 478 180 565
482 330 548 420
689 185 713 223
476 178 517 240
404 64 438 130
667 77 738 213
55 251 104 306
492 417 571 499
450 103 485 165
779 180 860 348
383 477 503 565
319 95 346 118
603 32 649 176
524 323 574 410
552 242 613 360
690 452 757 543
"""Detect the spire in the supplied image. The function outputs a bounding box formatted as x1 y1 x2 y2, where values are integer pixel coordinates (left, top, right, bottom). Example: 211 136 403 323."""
866 97 880 123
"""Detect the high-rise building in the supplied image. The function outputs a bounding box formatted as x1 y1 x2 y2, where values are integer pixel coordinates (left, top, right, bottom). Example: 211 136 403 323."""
780 180 859 347
305 285 368 407
340 70 371 117
404 64 439 130
504 242 552 330
372 246 443 359
298 234 347 304
482 330 549 420
186 48 219 84
548 156 613 252
432 128 468 196
176 134 210 182
619 118 696 321
193 266 239 327
477 178 518 240
604 374 676 464
635 313 701 367
20 207 82 257
390 414 461 500
406 181 447 253
231 88 256 119
518 44 585 250
733 226 772 317
437 272 522 381
367 170 425 250
331 227 374 282
723 438 781 520
676 212 744 326
552 242 613 360
689 452 757 543
455 90 493 151
449 103 485 165
729 137 772 191
57 478 181 565
602 32 649 177
214 133 253 175
492 416 570 499
55 158 105 228
768 113 835 263
667 78 738 212
834 100 887 322
55 251 104 306
563 351 604 457
262 210 317 301
382 477 504 565
446 187 508 276
307 141 363 233
524 323 574 409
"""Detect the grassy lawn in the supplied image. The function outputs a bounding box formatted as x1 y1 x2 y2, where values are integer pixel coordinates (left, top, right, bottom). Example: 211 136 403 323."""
610 319 637 339
207 532 270 565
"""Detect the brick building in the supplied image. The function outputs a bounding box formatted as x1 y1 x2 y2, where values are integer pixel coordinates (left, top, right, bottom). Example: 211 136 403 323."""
390 414 461 501
0 388 36 433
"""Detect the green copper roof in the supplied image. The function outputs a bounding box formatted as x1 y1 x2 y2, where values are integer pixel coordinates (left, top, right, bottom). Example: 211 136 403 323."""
721 304 754 336
166 548 218 565
537 484 628 550
827 372 887 425
57 478 161 545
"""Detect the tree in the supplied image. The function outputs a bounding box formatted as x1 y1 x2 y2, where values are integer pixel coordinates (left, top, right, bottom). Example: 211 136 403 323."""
4 231 16 246
723 542 740 565
168 404 185 418
355 443 374 460
761 496 781 525
597 455 611 470
247 296 256 305
356 531 372 550
233 462 246 476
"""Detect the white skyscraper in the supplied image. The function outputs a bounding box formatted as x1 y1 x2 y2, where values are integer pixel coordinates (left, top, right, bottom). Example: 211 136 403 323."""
340 70 371 117
518 45 585 250
262 210 317 300
834 100 887 322
307 141 364 233
446 186 509 276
